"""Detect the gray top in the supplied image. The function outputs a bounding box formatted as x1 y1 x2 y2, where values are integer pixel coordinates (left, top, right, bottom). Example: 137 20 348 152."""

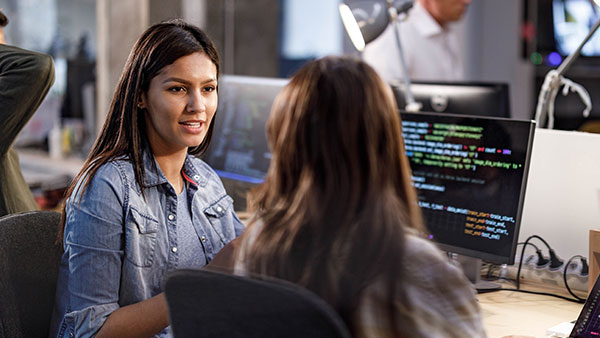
176 181 206 269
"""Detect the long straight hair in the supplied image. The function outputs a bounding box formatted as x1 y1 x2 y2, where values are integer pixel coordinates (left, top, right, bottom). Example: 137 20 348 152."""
242 56 424 337
58 20 220 241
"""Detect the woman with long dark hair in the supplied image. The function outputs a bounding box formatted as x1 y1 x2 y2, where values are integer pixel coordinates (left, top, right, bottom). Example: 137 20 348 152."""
234 56 486 337
51 20 244 338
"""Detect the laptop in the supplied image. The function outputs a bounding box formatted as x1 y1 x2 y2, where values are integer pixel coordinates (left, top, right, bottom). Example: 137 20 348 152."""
569 273 600 337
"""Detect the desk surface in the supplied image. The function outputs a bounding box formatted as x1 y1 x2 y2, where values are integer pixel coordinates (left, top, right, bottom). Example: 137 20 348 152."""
18 149 84 190
479 285 584 338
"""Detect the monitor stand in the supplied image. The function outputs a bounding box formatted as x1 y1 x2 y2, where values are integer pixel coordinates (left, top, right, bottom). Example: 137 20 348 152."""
454 254 502 293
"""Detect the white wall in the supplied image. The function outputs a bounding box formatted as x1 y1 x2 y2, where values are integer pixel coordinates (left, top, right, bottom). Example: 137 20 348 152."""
519 129 600 260
281 0 344 59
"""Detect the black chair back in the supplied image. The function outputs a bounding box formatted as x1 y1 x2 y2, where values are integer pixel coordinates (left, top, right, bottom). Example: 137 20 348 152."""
165 269 352 338
0 211 62 338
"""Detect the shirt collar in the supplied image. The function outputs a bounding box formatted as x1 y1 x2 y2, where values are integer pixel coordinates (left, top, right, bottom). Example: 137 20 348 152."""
141 150 208 188
410 1 445 37
182 155 208 187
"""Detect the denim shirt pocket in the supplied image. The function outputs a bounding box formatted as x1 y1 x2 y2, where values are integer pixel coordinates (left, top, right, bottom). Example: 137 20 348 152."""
125 207 159 267
203 195 236 245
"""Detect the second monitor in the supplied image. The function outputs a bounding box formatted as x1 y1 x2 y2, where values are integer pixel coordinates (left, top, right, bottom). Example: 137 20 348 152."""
392 81 511 118
203 75 289 211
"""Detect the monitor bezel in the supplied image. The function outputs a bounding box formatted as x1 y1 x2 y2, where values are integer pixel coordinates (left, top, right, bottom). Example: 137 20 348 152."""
391 81 511 118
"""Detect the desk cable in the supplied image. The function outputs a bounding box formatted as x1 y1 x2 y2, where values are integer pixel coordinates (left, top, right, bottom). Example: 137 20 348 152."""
486 235 587 304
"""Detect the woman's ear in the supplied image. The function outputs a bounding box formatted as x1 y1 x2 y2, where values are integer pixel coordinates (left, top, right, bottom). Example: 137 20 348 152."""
137 93 147 110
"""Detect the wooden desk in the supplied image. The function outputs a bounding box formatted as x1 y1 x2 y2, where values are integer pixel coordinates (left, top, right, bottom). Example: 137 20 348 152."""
479 285 584 338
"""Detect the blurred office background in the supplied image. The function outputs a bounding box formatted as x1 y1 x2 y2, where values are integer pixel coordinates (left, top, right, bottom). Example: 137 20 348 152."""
1 0 598 203
0 0 537 151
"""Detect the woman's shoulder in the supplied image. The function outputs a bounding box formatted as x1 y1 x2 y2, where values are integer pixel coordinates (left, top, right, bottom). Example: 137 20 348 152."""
389 233 486 337
85 157 131 185
402 232 474 293
403 232 447 262
66 159 130 221
70 158 131 199
360 232 486 337
402 232 480 307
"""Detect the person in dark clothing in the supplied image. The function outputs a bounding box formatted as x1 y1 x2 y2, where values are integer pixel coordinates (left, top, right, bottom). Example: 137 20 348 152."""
0 10 55 216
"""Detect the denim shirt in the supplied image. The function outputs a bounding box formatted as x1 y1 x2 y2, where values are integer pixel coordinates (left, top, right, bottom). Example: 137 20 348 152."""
50 152 245 338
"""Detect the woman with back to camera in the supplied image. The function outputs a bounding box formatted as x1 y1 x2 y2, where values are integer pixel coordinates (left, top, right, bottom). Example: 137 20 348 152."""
233 56 487 337
50 20 244 338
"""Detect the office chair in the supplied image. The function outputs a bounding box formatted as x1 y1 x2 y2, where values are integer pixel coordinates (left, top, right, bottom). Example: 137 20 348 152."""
0 211 62 338
165 269 352 338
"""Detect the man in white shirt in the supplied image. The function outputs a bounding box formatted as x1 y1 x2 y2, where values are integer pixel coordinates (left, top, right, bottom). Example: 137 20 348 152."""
363 0 471 82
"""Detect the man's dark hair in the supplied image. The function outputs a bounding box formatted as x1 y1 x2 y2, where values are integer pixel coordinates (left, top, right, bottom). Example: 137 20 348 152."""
0 10 8 27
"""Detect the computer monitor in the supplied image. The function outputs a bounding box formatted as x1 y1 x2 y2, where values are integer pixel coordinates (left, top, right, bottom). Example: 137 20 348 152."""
391 81 511 118
401 112 536 270
203 75 289 211
552 0 600 57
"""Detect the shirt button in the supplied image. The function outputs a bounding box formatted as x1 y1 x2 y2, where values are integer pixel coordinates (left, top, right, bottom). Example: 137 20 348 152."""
168 214 175 221
216 206 223 213
201 236 206 242
171 247 178 253
193 174 200 181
